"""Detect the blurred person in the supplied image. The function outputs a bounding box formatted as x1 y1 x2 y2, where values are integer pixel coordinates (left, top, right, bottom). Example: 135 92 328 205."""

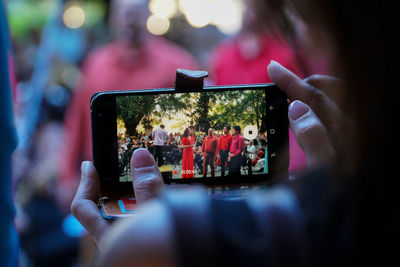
0 3 18 265
166 133 174 145
194 145 204 175
152 124 168 167
249 140 266 174
16 121 79 266
71 0 398 266
217 125 232 177
244 140 256 175
180 128 194 178
201 128 218 177
189 125 196 146
209 1 307 173
59 0 198 206
228 126 245 176
246 140 256 160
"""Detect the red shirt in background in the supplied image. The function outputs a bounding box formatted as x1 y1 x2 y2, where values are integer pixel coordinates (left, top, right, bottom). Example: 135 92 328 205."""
59 37 198 186
209 34 307 172
202 135 218 153
217 133 232 154
230 134 245 157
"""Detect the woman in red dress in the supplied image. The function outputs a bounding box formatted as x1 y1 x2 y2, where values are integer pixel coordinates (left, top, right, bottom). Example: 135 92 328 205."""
180 128 194 178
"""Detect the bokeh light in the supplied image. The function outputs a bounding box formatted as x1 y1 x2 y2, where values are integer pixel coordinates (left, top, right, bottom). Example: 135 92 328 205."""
146 14 170 35
149 0 178 19
210 0 243 35
177 0 243 34
63 5 85 29
179 0 211 28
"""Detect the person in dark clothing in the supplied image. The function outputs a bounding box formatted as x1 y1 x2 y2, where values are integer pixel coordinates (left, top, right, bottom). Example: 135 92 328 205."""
228 126 245 177
194 145 204 175
71 0 398 266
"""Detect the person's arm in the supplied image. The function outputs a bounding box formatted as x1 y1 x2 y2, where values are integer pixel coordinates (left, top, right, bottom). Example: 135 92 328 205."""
59 89 85 184
180 137 188 148
226 136 232 154
213 138 218 153
201 138 205 154
231 139 242 157
217 136 221 155
58 61 95 210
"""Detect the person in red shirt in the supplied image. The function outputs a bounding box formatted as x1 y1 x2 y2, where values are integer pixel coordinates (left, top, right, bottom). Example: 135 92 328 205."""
228 126 245 176
217 125 233 177
201 128 218 177
209 3 307 174
58 0 198 205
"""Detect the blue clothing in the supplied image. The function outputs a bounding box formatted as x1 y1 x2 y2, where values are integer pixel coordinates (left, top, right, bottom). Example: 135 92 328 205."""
0 1 18 266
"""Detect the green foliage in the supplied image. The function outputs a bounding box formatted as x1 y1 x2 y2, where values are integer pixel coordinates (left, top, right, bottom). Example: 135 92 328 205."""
208 90 266 131
116 95 156 136
116 89 266 136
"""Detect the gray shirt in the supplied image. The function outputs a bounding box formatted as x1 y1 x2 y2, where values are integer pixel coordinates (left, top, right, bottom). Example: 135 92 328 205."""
153 127 167 146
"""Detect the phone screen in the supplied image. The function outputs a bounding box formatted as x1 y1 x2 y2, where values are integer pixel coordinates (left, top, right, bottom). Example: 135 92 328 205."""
115 88 268 182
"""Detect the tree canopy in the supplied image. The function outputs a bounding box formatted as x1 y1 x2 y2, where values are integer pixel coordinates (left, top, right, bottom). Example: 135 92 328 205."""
116 90 266 136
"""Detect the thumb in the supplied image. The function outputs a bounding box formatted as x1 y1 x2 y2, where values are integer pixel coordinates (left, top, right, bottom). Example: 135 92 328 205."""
289 100 334 168
131 148 164 205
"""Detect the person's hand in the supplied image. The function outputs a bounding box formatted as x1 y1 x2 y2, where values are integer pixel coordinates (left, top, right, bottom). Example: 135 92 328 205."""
71 148 164 248
268 60 351 168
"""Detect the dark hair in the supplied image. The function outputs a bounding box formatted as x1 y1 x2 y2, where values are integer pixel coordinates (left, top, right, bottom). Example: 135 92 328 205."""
182 128 190 138
260 139 267 148
233 125 241 133
253 0 396 170
160 125 165 129
254 0 396 263
224 125 231 130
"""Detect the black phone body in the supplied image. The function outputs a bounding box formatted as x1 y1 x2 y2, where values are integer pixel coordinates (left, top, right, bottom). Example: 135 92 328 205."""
91 84 289 196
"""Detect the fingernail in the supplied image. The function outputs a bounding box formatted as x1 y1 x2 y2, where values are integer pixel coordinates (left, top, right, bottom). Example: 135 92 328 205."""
267 60 284 79
132 148 155 168
289 100 309 120
268 60 279 71
81 161 90 172
269 59 278 65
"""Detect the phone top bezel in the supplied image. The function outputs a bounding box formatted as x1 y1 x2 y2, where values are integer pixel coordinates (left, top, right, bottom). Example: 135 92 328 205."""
91 84 289 195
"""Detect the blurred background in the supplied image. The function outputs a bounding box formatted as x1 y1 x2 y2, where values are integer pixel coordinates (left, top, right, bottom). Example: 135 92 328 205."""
7 0 318 265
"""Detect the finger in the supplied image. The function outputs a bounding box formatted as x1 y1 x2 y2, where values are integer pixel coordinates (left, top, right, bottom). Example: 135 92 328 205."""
131 148 164 205
288 100 335 168
304 75 343 103
71 161 109 244
268 61 343 134
74 161 101 202
268 60 319 104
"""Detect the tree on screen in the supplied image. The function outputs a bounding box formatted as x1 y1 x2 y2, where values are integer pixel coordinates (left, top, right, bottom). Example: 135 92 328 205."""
116 95 156 136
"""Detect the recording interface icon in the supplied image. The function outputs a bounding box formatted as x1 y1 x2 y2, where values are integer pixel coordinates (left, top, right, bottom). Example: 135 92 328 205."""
243 125 258 140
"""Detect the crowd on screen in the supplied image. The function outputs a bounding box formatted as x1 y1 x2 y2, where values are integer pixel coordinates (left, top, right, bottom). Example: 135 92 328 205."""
117 124 268 178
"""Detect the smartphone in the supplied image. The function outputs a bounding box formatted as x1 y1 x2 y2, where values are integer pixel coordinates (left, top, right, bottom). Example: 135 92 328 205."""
91 84 288 217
